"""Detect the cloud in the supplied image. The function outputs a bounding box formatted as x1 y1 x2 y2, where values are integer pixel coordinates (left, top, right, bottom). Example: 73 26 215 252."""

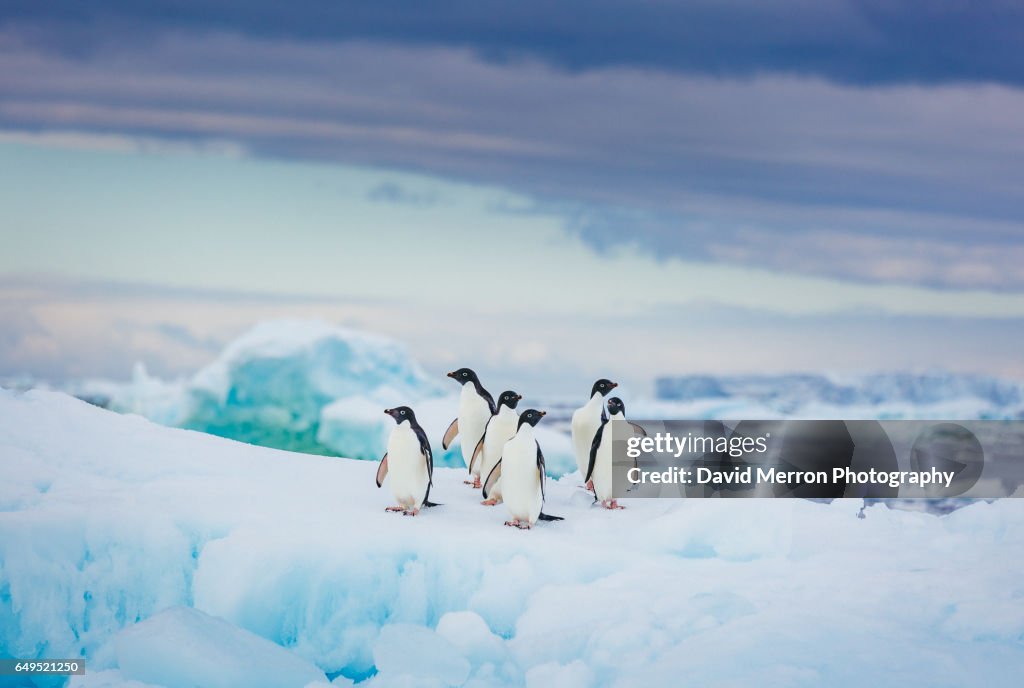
705 230 1024 291
3 275 1024 388
3 1 1024 86
366 181 438 207
0 27 1022 290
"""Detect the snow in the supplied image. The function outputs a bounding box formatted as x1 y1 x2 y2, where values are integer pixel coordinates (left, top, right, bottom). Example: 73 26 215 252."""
2 388 1023 687
371 624 470 686
113 607 327 688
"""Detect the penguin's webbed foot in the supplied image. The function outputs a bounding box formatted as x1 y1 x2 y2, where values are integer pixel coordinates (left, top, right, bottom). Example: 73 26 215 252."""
517 522 532 530
403 508 420 517
601 499 625 510
385 506 404 513
481 498 499 506
463 479 476 485
504 519 520 528
586 480 595 492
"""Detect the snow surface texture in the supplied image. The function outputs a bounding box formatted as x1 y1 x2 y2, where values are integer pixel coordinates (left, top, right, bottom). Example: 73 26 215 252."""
1 388 1023 687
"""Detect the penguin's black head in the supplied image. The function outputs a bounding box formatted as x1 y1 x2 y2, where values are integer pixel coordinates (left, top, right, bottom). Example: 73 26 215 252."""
384 406 416 424
498 390 522 410
607 396 625 416
518 409 546 428
591 378 618 397
447 367 479 385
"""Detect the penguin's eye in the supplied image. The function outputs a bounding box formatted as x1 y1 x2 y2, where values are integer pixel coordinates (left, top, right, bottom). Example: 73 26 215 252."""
400 410 406 415
462 372 468 377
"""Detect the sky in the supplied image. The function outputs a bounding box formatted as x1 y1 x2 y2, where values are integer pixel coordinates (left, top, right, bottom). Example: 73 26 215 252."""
1 1 1023 393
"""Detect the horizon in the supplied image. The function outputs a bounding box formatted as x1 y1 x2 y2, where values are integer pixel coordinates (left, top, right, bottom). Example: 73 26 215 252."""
2 1 1023 388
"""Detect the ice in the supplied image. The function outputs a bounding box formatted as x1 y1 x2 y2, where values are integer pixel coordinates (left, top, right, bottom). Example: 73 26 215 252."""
654 372 1024 419
112 607 327 688
435 612 506 667
65 321 578 473
524 661 593 688
371 624 470 686
63 323 1024 480
3 388 1024 687
317 396 393 462
74 320 446 458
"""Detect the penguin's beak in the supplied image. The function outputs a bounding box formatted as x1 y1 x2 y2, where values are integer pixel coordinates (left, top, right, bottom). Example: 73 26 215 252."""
515 394 523 400
446 371 456 378
610 382 619 389
384 408 393 416
538 410 547 417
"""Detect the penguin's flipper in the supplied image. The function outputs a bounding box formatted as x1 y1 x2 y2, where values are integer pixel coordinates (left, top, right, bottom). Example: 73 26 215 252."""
585 423 606 483
442 418 459 449
483 460 502 500
468 436 485 475
536 443 548 501
376 453 389 488
629 421 648 438
412 425 434 483
538 512 564 522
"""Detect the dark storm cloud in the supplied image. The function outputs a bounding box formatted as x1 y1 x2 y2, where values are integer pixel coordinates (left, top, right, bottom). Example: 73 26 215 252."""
1 3 1023 290
3 0 1024 86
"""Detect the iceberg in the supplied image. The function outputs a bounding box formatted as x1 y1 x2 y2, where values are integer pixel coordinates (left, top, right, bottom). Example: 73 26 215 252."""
67 321 576 473
654 372 1024 419
74 320 448 460
1 388 1022 687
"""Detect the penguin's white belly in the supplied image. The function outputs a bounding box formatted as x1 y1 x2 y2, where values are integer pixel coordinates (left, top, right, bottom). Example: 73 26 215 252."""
481 410 518 499
459 387 492 472
501 432 543 524
593 433 615 502
387 424 429 508
571 403 602 477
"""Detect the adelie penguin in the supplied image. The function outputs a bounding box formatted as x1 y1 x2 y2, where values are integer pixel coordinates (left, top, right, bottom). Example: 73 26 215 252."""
483 409 564 529
572 378 617 490
472 390 522 506
376 406 439 516
587 397 647 509
443 367 495 488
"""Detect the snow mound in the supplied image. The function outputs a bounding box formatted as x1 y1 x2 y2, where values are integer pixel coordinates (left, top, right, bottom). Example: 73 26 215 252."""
3 388 1024 687
111 607 327 688
372 624 470 686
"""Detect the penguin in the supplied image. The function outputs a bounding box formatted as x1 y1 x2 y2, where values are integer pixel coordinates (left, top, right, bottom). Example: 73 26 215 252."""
376 406 439 516
571 378 617 490
482 409 564 529
472 390 522 506
443 367 495 488
586 396 646 509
